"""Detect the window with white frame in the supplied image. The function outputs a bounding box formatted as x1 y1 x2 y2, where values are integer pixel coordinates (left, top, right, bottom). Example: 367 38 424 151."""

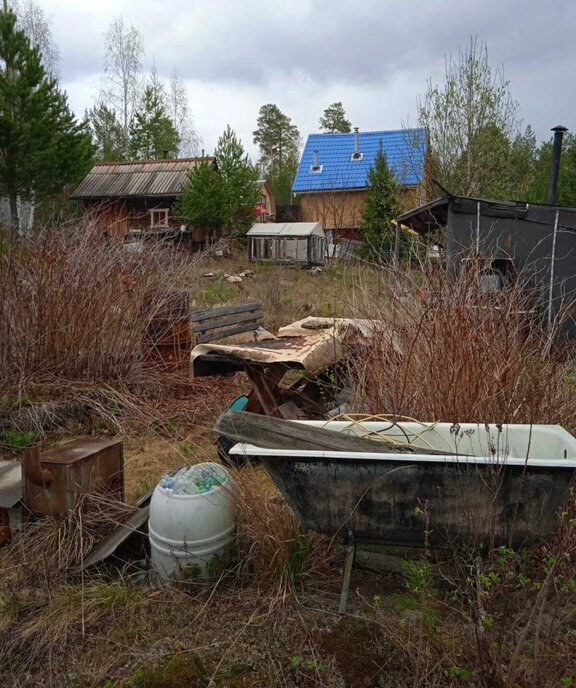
150 208 169 227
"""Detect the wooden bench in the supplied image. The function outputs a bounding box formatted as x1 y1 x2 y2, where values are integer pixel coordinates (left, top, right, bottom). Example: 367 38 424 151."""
191 302 264 344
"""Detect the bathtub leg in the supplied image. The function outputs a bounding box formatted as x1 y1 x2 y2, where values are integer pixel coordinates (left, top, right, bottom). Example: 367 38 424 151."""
339 530 356 614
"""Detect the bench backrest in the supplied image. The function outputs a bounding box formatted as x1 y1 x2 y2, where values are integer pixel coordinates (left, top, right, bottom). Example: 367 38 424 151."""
191 302 264 344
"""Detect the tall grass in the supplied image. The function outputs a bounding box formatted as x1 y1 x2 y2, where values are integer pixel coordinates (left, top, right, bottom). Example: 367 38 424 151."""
0 224 200 395
232 463 332 595
350 260 576 430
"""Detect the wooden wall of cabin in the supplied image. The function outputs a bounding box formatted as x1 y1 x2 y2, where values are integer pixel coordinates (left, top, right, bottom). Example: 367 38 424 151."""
83 200 128 237
300 190 365 231
124 198 180 231
300 185 426 231
83 197 182 236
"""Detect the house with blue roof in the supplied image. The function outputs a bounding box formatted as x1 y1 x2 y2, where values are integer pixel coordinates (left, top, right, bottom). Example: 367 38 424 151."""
293 127 429 242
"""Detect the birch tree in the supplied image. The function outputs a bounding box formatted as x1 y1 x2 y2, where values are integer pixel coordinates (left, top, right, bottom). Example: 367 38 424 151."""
11 0 59 77
168 67 200 156
102 18 143 142
418 37 521 198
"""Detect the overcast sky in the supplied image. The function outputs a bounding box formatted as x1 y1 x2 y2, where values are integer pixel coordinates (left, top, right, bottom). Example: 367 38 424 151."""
39 0 576 160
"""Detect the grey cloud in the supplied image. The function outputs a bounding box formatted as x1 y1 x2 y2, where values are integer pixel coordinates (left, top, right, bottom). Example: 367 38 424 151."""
42 0 576 146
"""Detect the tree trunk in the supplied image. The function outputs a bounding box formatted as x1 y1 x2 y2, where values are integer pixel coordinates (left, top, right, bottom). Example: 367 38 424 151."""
9 192 20 247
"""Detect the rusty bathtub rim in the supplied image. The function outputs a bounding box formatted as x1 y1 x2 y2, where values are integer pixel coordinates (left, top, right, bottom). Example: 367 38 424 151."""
228 445 576 469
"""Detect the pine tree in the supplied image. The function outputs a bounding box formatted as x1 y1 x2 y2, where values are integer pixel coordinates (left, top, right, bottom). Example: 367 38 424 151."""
360 147 400 260
175 161 226 240
0 6 93 243
129 83 179 160
319 102 351 133
214 125 258 235
252 103 299 172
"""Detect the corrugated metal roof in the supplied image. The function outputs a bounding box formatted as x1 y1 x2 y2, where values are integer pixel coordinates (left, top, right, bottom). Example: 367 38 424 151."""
247 222 324 237
292 129 426 193
71 158 214 200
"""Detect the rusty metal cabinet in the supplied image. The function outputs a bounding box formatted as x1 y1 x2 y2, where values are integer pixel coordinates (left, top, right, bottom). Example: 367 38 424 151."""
24 438 124 516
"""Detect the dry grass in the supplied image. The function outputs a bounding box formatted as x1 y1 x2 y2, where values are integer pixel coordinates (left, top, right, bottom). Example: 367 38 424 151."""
0 224 204 393
350 260 576 430
186 251 390 331
5 492 137 588
2 243 576 685
231 463 333 595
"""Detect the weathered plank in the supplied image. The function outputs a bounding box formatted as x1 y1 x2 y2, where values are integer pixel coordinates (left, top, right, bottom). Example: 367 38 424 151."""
190 302 262 322
213 410 452 455
192 311 263 333
197 321 263 344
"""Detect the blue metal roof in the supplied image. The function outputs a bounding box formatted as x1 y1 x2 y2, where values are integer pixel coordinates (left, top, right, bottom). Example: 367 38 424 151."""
292 128 427 193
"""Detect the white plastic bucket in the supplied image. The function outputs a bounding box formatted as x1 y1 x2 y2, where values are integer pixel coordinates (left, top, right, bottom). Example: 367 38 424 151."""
149 462 235 580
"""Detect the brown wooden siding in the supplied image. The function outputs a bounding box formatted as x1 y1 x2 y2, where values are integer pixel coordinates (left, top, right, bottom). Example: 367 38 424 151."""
300 183 427 232
83 198 182 236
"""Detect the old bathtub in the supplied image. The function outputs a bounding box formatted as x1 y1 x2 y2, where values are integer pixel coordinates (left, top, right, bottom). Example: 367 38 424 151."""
229 422 576 549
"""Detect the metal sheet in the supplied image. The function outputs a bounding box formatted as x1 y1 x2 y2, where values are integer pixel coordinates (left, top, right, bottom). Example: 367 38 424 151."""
71 158 214 200
0 461 22 509
77 505 150 571
191 317 399 376
247 222 324 237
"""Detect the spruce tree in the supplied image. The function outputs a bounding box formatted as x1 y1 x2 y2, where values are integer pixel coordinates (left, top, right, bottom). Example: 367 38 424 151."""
129 83 179 160
361 147 400 260
87 102 127 161
0 6 93 243
214 125 258 235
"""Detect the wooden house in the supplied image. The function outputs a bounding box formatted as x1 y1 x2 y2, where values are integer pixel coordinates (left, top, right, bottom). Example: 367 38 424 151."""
292 128 430 257
71 157 216 241
256 180 276 222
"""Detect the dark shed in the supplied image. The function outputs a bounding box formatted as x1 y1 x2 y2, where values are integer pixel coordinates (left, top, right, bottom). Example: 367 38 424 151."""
396 196 576 339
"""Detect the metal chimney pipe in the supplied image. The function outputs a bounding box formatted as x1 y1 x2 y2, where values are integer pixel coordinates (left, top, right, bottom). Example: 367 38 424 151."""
546 125 568 205
313 151 318 167
353 127 359 154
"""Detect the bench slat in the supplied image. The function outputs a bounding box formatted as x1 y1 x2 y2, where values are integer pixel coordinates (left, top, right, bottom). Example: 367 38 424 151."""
197 320 263 344
193 310 263 333
190 302 262 323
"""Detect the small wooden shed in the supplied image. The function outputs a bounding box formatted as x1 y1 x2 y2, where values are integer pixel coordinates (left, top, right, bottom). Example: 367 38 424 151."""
247 222 326 266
